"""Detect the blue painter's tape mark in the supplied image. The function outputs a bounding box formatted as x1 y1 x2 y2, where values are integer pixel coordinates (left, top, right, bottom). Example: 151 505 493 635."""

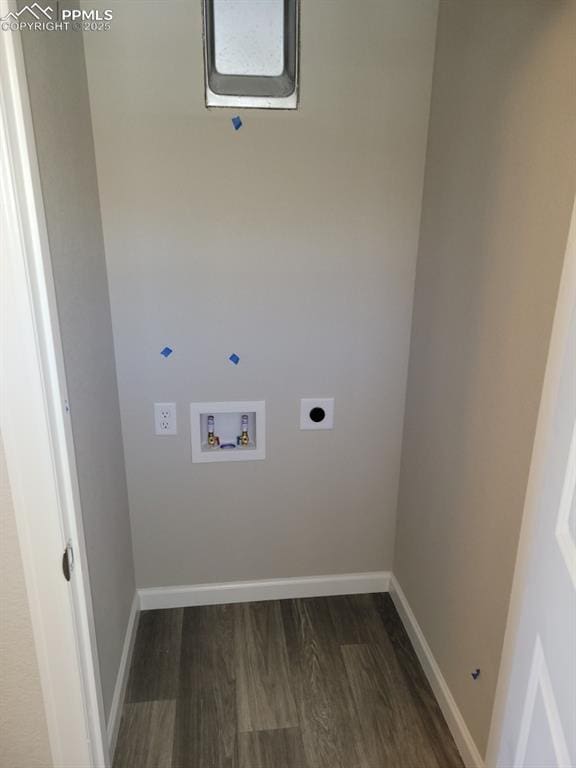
160 346 173 358
229 353 240 365
231 116 243 131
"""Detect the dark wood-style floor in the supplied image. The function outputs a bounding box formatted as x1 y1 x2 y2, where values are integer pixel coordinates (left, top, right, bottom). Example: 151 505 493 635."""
114 593 463 768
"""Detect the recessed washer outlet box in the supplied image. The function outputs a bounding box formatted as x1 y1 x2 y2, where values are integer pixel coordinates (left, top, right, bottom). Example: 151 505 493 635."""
190 401 266 463
300 398 335 430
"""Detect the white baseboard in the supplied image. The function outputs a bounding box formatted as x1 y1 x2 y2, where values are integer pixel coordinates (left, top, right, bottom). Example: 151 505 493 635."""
389 576 485 768
138 570 391 611
106 593 140 758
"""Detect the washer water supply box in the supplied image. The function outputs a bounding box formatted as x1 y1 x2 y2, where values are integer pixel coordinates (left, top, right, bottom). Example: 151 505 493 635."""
190 401 266 463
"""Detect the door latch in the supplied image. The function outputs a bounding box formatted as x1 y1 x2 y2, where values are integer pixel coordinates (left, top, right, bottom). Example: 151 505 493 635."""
62 540 74 582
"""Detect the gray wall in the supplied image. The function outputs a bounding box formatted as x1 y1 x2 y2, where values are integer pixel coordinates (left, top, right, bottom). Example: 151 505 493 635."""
394 0 576 757
20 10 136 721
0 435 52 768
82 0 439 588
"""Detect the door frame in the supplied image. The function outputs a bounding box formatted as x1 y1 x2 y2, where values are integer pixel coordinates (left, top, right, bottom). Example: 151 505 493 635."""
0 7 109 766
485 197 576 767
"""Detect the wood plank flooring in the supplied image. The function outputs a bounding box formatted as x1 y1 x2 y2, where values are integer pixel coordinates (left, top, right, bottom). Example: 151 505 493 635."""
114 594 463 768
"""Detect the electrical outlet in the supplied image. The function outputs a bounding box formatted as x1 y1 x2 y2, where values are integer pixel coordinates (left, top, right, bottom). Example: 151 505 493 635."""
154 402 177 435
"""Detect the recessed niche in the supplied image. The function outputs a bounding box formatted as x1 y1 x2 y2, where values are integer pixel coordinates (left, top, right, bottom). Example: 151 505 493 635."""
203 0 299 109
190 401 266 463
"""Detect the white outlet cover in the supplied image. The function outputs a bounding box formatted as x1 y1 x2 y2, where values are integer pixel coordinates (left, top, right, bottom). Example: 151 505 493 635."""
300 398 335 430
154 402 177 435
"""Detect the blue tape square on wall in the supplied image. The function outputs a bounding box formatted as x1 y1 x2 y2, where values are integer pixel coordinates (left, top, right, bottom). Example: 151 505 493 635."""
229 353 240 365
160 346 173 358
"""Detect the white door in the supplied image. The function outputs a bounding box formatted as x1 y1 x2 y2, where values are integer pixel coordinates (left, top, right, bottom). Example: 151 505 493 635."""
487 200 576 768
0 6 109 765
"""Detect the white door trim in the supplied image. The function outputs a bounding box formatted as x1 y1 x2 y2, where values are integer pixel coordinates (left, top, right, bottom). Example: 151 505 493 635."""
0 7 109 766
485 197 576 767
